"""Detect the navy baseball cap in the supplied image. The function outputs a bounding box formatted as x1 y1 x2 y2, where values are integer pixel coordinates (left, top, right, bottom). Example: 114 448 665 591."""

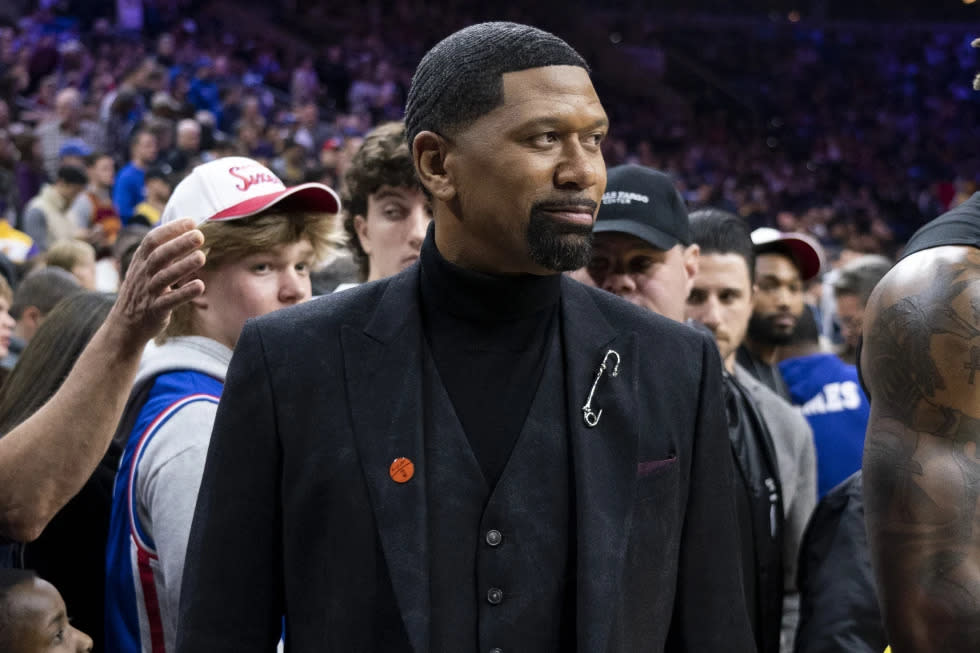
595 164 690 250
58 139 92 158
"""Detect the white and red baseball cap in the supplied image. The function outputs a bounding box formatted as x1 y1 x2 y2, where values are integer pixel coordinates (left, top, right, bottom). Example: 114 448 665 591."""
160 156 340 226
750 227 825 281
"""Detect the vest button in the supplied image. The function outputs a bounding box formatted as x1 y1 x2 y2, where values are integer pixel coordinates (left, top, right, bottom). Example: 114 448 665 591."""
489 649 503 653
486 587 504 605
485 529 502 547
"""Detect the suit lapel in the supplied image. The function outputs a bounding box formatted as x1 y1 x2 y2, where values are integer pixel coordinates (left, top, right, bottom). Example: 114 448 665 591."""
342 267 430 653
561 279 639 653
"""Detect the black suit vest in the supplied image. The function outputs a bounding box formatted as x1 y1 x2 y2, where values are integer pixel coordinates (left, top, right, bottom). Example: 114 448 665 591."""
425 325 575 652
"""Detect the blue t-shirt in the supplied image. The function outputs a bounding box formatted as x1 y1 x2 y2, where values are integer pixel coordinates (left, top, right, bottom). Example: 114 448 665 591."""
779 353 870 498
113 164 146 223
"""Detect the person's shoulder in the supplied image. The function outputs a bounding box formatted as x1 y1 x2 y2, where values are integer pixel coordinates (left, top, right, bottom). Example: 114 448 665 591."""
736 363 811 434
250 273 400 340
117 163 140 179
863 245 980 407
567 278 707 346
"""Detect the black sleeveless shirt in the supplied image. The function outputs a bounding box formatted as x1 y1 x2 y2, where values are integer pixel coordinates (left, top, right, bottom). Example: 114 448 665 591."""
859 193 980 398
901 192 980 260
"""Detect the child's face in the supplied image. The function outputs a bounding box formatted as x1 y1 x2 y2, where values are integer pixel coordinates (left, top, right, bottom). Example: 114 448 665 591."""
3 579 92 652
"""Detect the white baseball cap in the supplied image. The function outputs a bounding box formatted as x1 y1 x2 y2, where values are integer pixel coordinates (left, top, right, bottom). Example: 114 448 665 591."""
160 156 340 226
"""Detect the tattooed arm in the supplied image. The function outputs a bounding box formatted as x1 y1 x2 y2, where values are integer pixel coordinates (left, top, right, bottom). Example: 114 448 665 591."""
862 245 980 652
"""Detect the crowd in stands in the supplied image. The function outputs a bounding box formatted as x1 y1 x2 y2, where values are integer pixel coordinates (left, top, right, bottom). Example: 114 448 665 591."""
0 2 976 651
0 3 975 275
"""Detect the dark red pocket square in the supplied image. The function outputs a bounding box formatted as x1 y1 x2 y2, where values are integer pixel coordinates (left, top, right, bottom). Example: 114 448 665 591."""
637 455 677 477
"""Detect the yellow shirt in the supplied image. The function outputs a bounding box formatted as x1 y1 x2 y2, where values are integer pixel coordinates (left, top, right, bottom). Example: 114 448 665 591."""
132 201 161 226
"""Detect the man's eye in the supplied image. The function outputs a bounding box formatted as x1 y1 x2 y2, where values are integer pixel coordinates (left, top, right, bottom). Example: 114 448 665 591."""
383 206 406 220
587 258 609 273
629 258 653 273
586 132 604 146
531 132 559 147
720 291 741 303
252 263 271 273
687 291 706 305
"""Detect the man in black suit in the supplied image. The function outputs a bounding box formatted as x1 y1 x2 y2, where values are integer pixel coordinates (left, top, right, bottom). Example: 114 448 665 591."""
178 22 754 653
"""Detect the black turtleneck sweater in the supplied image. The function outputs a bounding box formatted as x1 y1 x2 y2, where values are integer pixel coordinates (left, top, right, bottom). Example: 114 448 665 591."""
419 229 561 489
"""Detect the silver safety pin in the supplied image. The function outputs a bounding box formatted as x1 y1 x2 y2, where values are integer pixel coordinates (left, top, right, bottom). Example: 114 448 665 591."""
582 349 621 428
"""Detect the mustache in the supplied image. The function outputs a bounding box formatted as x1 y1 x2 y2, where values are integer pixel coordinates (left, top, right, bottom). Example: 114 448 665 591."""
532 197 599 213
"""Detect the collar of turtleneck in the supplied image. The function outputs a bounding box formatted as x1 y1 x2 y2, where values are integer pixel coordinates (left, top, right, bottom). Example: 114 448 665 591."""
418 225 561 322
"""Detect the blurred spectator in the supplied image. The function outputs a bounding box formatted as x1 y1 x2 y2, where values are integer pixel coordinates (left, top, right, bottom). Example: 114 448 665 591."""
113 224 150 284
0 293 115 651
0 569 94 652
832 254 893 364
69 153 120 253
290 55 320 106
22 165 88 252
0 129 20 224
12 130 46 220
130 167 172 227
2 267 82 371
0 217 36 266
187 60 221 121
113 129 157 223
36 89 103 179
318 45 350 113
45 241 97 290
272 138 307 186
56 140 92 174
163 119 202 176
778 306 870 499
292 102 330 154
0 276 15 385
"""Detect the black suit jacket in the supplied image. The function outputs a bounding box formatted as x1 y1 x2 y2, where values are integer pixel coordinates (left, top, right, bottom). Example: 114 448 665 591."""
177 266 755 652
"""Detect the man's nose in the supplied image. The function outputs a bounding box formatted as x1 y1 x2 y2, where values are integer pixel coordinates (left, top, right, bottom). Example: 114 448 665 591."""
601 270 636 296
700 296 723 329
555 140 600 190
280 269 311 304
407 205 429 251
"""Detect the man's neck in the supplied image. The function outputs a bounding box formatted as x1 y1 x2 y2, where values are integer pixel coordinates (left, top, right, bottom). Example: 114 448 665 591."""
723 353 737 375
13 323 29 343
776 342 820 362
742 336 780 366
434 214 555 277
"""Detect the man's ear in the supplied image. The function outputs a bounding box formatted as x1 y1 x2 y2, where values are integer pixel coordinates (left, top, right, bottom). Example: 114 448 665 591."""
683 243 700 295
187 272 208 309
353 214 371 255
413 131 455 202
20 305 41 330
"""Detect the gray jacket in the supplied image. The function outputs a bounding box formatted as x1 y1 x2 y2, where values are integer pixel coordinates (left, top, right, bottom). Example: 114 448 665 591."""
735 363 818 653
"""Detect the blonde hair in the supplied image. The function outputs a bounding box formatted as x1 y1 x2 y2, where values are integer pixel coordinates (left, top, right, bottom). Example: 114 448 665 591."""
162 209 340 341
0 275 11 305
45 240 96 272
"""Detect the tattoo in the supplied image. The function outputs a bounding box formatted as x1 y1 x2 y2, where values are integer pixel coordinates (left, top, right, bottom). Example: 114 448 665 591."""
966 346 980 385
865 254 980 648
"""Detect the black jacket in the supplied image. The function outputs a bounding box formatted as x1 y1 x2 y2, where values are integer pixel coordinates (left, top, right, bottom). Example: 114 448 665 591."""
177 267 756 652
795 472 886 653
725 372 785 653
